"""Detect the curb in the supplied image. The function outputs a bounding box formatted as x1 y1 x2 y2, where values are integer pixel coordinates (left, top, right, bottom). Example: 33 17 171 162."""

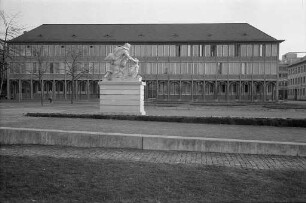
1 127 305 156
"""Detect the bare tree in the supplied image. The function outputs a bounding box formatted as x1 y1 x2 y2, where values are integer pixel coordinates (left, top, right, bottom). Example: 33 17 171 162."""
65 46 89 104
0 10 25 98
31 45 48 106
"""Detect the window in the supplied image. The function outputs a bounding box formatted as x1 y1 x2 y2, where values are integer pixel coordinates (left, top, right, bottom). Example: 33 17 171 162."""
253 44 259 56
49 45 55 56
193 63 199 75
240 45 247 57
204 45 211 57
229 45 235 57
49 63 54 74
55 45 61 56
26 45 32 56
222 45 229 56
151 63 157 74
83 45 89 56
271 44 278 56
211 45 216 56
33 62 37 73
246 63 252 74
246 45 253 57
198 63 205 75
99 45 106 56
181 45 188 56
175 45 181 57
252 63 259 75
157 45 164 57
265 44 271 57
164 45 170 57
217 45 223 57
180 63 187 74
169 45 176 57
241 63 246 75
229 63 240 75
217 63 222 74
271 63 277 74
187 63 193 74
205 63 217 75
235 44 240 57
265 63 271 75
192 45 200 57
259 45 263 56
152 45 158 57
187 45 192 56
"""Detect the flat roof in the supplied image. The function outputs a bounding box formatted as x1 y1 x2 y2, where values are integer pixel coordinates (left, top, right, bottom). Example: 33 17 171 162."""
9 23 283 44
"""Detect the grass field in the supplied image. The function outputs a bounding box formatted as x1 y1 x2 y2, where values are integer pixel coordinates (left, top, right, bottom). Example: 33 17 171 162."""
1 155 306 202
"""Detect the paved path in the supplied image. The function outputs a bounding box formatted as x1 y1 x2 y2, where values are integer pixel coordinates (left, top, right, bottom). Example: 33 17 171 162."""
1 145 306 170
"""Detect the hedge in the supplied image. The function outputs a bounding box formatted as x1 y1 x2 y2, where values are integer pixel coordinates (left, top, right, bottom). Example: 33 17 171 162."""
25 113 306 128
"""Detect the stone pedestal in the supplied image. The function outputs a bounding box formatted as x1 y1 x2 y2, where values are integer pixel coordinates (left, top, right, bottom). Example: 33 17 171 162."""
98 78 146 115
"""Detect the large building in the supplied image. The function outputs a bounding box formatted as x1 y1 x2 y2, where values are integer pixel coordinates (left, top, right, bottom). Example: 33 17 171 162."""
6 23 283 102
287 57 306 100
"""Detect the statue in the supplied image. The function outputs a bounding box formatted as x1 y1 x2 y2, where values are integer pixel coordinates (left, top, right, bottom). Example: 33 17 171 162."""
104 43 140 80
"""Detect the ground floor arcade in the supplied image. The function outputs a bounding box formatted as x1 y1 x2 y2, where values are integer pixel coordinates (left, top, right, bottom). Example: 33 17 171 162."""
6 79 277 102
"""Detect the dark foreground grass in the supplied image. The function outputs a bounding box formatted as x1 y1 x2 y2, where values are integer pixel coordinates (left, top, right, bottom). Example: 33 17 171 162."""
1 156 306 203
26 112 306 128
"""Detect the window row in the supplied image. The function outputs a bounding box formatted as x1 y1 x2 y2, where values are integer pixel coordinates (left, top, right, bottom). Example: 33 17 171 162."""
289 76 306 85
9 62 277 75
10 43 278 58
288 64 306 75
155 82 274 96
288 88 306 96
140 62 277 75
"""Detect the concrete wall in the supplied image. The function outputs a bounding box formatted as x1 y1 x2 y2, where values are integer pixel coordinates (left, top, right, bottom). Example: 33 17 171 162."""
1 127 305 156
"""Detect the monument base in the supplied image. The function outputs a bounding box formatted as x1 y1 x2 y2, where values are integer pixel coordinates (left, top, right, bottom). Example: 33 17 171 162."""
98 78 146 115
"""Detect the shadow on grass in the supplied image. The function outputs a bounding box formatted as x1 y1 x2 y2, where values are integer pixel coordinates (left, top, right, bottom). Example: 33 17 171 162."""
1 155 306 202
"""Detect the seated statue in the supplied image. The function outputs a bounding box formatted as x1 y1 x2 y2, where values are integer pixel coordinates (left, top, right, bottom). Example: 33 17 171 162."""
104 43 139 80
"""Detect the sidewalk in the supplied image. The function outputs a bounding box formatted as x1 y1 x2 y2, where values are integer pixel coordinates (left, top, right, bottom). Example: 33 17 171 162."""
1 145 306 170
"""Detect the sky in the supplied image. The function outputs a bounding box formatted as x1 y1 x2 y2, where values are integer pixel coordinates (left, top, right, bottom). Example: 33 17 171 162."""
1 0 306 58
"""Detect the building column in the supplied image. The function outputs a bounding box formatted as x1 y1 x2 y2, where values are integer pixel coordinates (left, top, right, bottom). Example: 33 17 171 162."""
214 81 217 101
156 79 159 101
18 79 22 101
52 80 56 100
179 79 182 101
263 81 266 102
191 79 194 101
64 79 67 100
75 80 78 101
239 80 242 101
202 77 205 102
226 81 229 102
87 79 90 100
6 78 10 100
30 79 33 100
167 78 170 101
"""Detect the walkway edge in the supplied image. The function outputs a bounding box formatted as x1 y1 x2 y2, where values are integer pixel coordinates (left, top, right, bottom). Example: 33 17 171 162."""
1 127 305 156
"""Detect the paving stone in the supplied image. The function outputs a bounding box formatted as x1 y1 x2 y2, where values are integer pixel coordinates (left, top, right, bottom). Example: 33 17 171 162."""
1 145 306 170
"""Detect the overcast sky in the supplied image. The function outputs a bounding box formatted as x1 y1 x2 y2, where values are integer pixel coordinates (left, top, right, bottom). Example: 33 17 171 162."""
1 0 306 58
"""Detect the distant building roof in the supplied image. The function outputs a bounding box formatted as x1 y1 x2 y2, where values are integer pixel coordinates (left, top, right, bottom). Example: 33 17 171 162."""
9 23 283 44
288 57 306 67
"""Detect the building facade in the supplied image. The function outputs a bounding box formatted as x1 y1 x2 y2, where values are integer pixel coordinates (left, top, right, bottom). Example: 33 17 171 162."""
6 23 283 102
287 57 306 100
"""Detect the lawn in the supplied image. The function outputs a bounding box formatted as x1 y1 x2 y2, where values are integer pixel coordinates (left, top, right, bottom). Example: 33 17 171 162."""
1 155 306 202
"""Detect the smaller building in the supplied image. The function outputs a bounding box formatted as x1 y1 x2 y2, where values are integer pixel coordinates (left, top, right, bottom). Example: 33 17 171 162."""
278 63 288 100
287 57 306 100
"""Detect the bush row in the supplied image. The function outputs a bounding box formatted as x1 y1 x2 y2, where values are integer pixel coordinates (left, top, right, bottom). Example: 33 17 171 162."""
25 113 306 128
